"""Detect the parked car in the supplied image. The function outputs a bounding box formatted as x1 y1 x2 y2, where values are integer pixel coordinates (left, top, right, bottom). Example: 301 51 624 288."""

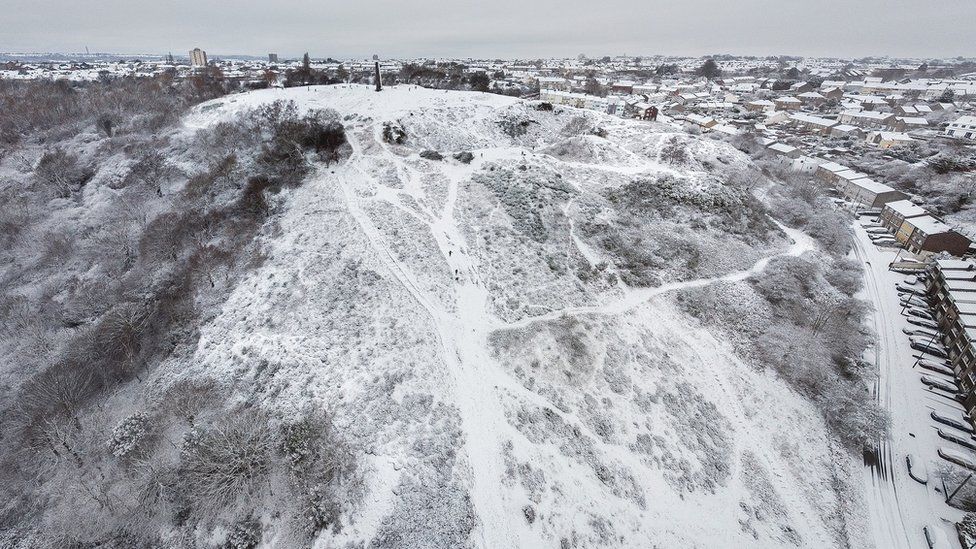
907 308 935 321
918 360 955 378
938 447 976 471
923 524 949 549
903 327 940 339
912 341 948 358
901 297 928 309
938 429 976 451
875 240 901 248
897 283 920 293
910 335 945 350
907 317 940 330
922 375 958 392
931 410 974 434
903 276 919 286
906 454 928 484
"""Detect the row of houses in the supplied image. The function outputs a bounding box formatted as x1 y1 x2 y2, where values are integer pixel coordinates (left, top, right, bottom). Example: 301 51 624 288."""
927 260 976 419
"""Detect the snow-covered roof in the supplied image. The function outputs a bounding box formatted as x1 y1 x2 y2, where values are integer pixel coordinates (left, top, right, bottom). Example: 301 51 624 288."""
906 215 954 235
937 259 976 271
883 199 927 218
835 169 869 182
817 161 849 173
767 142 798 154
847 177 894 194
789 113 838 127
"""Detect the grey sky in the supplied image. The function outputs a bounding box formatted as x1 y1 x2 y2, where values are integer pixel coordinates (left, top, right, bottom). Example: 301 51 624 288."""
2 0 974 59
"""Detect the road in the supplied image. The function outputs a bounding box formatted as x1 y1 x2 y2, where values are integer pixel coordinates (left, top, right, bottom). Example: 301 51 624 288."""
853 220 968 549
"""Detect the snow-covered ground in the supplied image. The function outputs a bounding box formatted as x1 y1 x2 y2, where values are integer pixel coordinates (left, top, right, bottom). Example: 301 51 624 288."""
853 221 969 549
160 84 879 547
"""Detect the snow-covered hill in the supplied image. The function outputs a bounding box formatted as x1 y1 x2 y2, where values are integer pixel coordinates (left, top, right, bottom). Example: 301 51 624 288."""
171 85 871 548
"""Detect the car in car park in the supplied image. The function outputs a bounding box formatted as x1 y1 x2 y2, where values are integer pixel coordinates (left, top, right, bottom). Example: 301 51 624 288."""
906 453 928 484
866 227 889 234
918 360 956 378
903 276 919 286
923 524 949 549
897 283 920 294
875 239 901 248
938 429 976 451
907 316 940 330
912 342 948 358
907 308 935 321
903 326 939 338
921 375 958 392
901 296 928 308
912 340 948 358
931 410 974 434
939 447 976 471
910 335 945 348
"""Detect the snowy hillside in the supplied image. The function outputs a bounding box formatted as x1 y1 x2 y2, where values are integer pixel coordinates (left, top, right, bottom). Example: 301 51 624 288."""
165 85 871 548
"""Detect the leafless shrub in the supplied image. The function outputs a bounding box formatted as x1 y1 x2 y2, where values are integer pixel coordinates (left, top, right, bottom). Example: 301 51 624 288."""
179 410 275 511
33 149 93 198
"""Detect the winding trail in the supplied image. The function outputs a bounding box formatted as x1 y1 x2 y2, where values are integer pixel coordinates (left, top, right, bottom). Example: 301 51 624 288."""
498 222 816 332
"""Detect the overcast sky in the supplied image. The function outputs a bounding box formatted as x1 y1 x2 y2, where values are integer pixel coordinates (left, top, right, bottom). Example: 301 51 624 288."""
2 0 974 59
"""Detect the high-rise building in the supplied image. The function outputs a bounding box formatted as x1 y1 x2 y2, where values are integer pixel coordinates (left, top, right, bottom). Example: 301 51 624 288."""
268 53 279 63
189 48 208 67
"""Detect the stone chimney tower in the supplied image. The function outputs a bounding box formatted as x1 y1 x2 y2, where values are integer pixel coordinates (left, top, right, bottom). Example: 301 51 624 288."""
374 61 382 92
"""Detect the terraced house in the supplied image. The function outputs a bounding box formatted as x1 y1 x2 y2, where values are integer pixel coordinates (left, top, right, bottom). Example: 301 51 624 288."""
928 260 976 419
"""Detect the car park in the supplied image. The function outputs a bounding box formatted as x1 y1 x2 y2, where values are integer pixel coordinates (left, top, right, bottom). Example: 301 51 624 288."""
938 429 976 451
906 317 939 330
906 454 928 484
931 410 974 434
918 360 956 378
939 447 976 471
921 375 958 392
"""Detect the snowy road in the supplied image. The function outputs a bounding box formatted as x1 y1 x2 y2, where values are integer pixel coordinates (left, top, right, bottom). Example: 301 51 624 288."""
853 221 967 549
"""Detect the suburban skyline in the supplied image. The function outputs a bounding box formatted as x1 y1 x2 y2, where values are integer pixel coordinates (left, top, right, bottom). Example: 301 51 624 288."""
2 0 975 60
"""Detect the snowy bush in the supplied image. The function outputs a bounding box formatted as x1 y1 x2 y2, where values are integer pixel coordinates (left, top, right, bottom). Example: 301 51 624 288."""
34 148 93 198
453 151 474 164
180 410 276 509
381 121 407 144
419 150 443 161
108 412 152 459
222 516 262 549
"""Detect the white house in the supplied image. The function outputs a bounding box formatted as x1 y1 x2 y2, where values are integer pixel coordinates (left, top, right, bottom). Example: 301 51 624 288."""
946 115 976 140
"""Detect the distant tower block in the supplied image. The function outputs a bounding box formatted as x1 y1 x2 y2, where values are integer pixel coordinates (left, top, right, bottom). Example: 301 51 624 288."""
374 61 382 92
189 48 208 67
372 54 379 61
268 53 279 63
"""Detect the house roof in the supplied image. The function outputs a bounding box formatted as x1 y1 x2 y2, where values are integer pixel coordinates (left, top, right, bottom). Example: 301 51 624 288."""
835 169 869 182
847 177 895 194
790 113 838 127
817 161 849 173
768 142 798 154
883 199 927 218
907 215 955 235
938 259 976 271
